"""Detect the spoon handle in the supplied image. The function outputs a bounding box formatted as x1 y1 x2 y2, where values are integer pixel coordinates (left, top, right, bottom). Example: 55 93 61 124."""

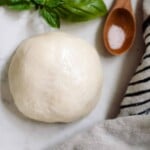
114 0 132 11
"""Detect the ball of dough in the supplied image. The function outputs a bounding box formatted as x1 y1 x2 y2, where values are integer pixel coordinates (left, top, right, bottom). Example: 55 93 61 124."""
9 32 103 123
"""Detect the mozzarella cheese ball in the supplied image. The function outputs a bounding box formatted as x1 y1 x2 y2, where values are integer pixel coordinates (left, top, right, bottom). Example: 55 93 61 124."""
9 32 103 123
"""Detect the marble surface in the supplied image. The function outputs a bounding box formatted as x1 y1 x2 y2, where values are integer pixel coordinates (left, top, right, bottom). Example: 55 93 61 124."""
0 0 144 149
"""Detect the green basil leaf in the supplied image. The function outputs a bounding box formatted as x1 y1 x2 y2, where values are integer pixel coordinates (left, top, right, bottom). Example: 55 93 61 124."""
40 8 60 28
33 0 63 8
45 0 63 8
8 3 34 10
9 0 29 3
0 0 107 27
33 0 44 5
56 0 107 22
0 0 35 10
0 0 11 5
0 0 32 5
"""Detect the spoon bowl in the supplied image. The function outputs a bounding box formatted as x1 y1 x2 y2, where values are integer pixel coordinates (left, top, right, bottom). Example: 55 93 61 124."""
103 0 136 55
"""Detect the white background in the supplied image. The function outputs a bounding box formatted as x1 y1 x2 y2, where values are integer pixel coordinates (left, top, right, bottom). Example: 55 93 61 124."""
0 0 144 149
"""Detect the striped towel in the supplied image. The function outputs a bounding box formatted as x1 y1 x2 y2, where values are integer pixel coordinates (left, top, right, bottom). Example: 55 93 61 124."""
119 16 150 116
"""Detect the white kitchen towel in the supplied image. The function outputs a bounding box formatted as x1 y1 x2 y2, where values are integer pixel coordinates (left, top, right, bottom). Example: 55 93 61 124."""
52 116 150 150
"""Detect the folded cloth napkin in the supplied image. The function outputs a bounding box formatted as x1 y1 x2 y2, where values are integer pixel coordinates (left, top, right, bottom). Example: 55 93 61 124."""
52 0 150 149
53 116 150 150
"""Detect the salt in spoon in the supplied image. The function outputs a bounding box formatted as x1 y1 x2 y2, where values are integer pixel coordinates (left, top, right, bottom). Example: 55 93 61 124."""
103 0 136 55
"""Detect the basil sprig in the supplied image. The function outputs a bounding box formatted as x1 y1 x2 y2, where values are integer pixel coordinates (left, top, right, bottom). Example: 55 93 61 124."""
0 0 107 28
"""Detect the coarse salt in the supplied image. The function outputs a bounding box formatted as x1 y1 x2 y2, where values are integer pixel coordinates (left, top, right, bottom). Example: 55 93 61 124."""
108 25 125 50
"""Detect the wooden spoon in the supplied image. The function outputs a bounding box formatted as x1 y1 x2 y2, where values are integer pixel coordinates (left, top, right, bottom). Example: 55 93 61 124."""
103 0 136 55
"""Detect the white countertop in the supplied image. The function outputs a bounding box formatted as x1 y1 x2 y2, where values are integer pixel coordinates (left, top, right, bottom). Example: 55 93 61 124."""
0 0 145 149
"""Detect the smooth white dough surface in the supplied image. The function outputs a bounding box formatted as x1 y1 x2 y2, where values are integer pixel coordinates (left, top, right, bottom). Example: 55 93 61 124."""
8 32 103 123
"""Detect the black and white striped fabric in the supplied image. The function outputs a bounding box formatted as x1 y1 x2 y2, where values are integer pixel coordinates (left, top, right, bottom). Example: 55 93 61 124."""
120 16 150 116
